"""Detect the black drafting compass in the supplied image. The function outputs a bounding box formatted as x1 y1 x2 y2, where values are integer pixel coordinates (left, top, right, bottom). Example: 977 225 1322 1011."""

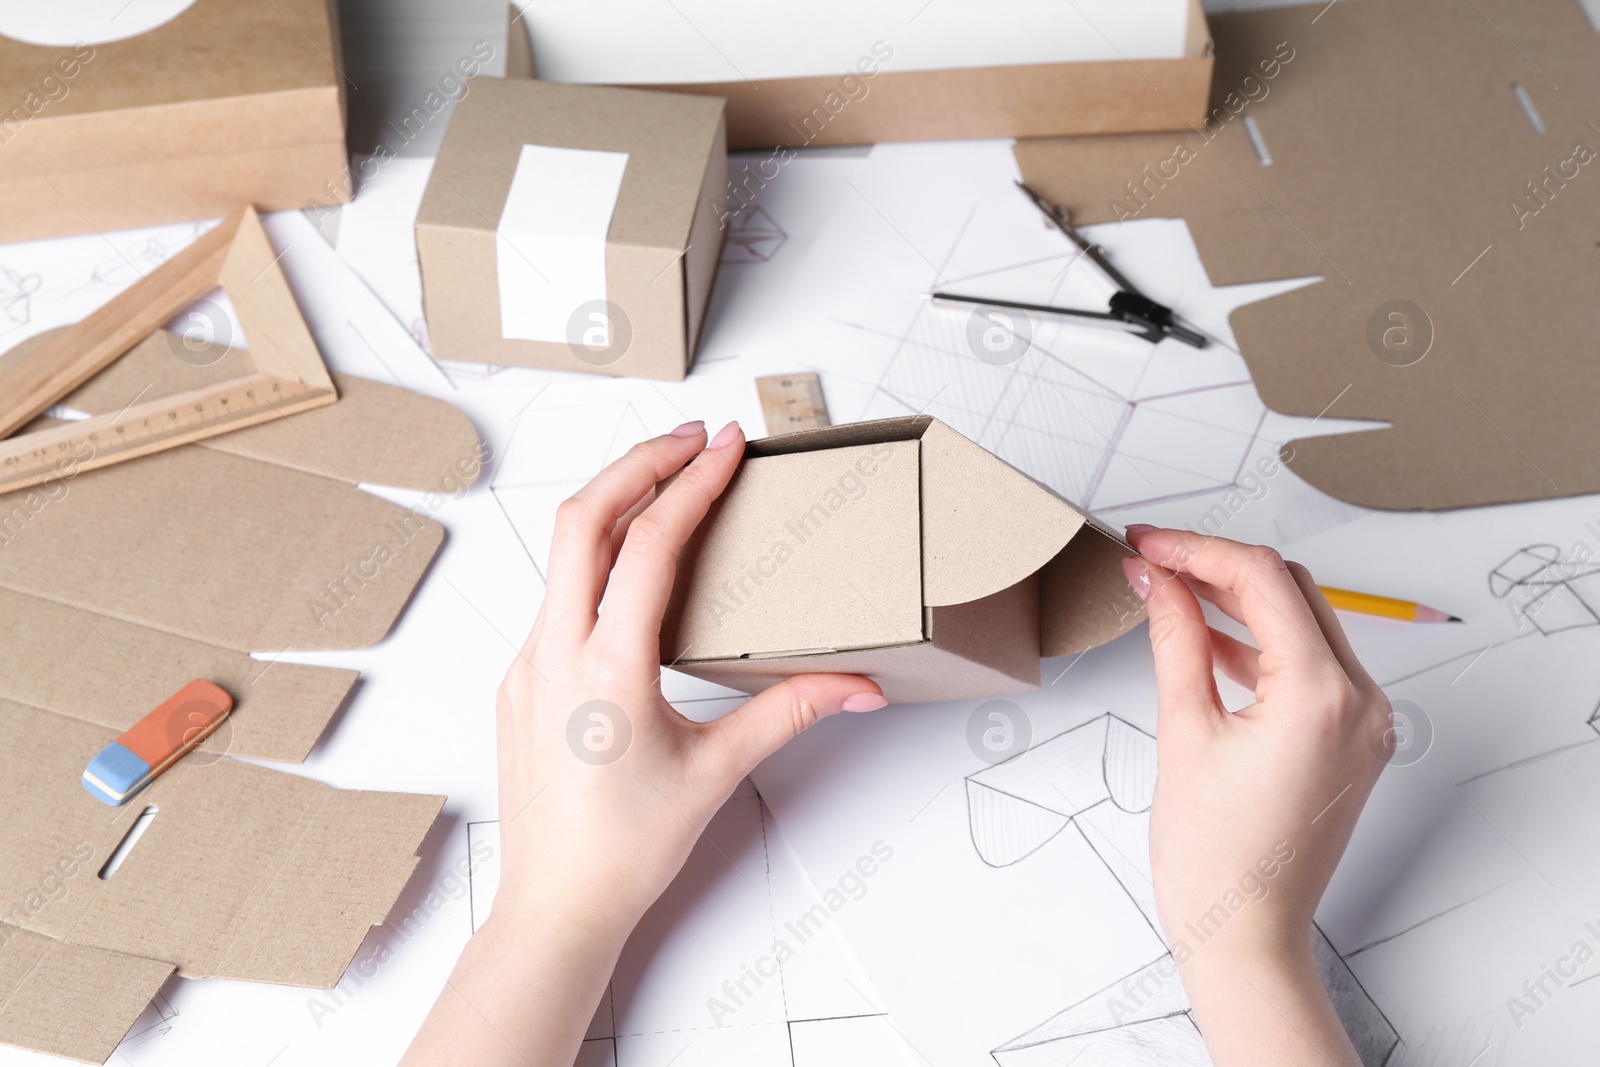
928 181 1207 349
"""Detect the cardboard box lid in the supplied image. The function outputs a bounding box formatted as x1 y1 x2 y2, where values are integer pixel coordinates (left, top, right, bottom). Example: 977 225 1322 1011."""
1014 0 1600 510
0 0 345 176
416 77 725 256
0 697 440 1062
667 416 1144 665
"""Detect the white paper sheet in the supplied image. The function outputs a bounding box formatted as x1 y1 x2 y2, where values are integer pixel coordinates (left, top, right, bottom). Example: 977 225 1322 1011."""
497 144 629 345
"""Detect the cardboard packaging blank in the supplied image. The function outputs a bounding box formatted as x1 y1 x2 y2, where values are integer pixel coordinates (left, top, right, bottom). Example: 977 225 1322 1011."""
506 0 1215 150
416 77 728 380
662 417 1146 703
1014 0 1600 510
0 0 349 243
0 330 481 1063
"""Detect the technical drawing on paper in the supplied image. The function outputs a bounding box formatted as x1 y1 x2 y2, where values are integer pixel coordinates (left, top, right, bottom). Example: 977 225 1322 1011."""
723 205 789 265
0 261 40 334
965 714 1400 1065
465 782 913 1067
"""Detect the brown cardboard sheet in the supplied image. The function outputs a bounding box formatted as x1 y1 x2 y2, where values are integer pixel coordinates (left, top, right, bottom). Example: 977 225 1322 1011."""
1014 0 1600 510
0 698 440 1063
0 585 354 765
0 320 479 1060
0 0 349 242
664 417 1144 702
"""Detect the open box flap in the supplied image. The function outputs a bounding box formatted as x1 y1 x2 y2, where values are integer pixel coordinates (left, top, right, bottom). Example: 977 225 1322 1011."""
1038 524 1146 658
918 419 1086 607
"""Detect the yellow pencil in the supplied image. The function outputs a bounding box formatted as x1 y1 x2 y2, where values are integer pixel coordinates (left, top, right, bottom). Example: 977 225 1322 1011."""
1318 586 1461 623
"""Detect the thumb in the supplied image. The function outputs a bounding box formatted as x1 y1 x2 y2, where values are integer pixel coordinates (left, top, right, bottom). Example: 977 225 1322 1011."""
706 674 886 779
1124 557 1222 740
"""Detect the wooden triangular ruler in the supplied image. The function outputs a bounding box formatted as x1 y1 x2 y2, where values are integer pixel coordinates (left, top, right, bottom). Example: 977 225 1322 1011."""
0 205 337 494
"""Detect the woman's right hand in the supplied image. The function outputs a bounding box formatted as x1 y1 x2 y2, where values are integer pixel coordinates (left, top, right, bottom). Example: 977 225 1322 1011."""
1124 525 1391 1067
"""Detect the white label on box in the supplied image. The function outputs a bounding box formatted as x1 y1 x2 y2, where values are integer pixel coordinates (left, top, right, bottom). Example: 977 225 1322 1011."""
0 0 197 46
496 144 629 346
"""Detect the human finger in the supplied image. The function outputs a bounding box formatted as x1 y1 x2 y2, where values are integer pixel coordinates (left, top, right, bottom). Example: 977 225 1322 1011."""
596 422 744 657
537 423 706 646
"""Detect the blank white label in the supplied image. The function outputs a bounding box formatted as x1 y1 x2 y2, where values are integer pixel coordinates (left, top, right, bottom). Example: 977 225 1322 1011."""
496 144 629 346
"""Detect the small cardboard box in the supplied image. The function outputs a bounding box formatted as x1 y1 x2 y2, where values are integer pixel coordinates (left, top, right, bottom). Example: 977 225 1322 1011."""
506 0 1213 150
416 78 728 381
661 416 1146 704
0 0 350 244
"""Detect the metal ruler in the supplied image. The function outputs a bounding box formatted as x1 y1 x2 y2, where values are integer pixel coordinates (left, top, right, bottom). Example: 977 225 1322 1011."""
755 373 831 435
0 374 335 494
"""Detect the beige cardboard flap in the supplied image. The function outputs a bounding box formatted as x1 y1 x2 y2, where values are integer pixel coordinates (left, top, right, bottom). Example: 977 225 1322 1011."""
0 700 441 989
0 924 173 1065
6 329 485 492
920 419 1085 607
0 441 443 653
0 587 354 764
1039 526 1146 658
664 441 924 661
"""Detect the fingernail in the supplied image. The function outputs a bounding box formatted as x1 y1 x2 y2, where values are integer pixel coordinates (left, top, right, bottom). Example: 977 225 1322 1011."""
1121 557 1151 601
710 421 742 449
671 420 705 438
842 692 887 713
1125 523 1157 539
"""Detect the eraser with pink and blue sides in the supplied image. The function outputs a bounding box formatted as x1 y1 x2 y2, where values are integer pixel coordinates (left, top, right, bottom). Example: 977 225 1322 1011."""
81 680 233 806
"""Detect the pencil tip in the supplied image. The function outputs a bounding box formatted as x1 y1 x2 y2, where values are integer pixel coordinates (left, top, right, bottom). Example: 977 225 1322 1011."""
1447 615 1463 623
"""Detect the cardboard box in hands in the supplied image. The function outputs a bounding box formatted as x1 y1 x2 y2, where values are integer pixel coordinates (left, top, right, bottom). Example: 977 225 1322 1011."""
417 78 727 380
662 417 1146 703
